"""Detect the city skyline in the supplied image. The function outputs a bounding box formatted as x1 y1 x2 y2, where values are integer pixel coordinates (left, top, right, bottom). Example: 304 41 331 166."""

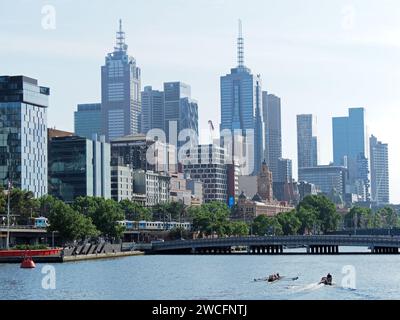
1 0 399 202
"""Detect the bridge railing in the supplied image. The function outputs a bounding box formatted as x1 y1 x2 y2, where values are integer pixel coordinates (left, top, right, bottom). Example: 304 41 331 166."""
152 235 400 250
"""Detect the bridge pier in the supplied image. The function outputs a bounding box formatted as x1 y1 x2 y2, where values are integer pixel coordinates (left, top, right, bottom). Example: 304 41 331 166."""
308 245 339 255
372 246 400 254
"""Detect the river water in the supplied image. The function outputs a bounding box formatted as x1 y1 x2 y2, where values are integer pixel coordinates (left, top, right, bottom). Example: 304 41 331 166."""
0 249 399 300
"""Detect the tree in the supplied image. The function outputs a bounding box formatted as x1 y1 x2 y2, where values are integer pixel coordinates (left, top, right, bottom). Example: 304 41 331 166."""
298 195 340 234
44 196 99 244
229 221 250 236
119 199 152 221
188 202 231 237
378 207 399 228
73 197 125 239
277 210 301 235
296 206 318 235
345 207 372 229
252 215 283 236
10 189 40 225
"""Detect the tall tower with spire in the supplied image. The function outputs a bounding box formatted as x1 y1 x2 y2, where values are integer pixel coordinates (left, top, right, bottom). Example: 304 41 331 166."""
101 19 141 141
220 20 265 175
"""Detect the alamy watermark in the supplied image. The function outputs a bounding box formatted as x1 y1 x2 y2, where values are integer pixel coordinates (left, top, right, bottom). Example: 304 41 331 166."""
41 265 56 290
41 5 56 30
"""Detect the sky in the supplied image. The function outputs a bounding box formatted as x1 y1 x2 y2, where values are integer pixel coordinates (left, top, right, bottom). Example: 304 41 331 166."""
1 0 400 203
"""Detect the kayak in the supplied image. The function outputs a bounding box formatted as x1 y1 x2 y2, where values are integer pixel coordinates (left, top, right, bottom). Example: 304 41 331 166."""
254 276 299 283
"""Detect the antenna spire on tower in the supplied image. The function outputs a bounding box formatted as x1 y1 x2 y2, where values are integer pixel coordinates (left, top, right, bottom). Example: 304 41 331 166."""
115 19 127 52
237 19 244 67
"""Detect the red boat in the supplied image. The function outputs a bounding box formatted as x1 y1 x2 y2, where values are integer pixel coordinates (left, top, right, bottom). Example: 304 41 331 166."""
0 248 61 257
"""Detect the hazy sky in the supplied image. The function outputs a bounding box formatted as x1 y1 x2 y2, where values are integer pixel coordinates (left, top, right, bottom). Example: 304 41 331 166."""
1 0 400 202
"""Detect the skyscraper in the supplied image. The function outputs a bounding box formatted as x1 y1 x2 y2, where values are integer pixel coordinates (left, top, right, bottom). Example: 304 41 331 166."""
141 86 165 135
276 158 292 183
101 20 141 141
74 103 102 139
0 75 49 197
220 20 265 175
369 135 389 206
163 82 198 147
297 114 318 173
332 108 369 201
262 92 282 181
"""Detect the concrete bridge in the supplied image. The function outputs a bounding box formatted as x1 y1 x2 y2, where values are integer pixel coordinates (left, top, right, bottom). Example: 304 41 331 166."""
149 235 400 255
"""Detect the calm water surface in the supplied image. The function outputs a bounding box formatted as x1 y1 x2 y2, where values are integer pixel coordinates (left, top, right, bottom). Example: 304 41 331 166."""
1 250 399 300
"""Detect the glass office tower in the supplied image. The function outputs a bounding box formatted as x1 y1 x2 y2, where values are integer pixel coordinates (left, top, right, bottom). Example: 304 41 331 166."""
101 20 141 141
369 135 389 205
0 75 49 197
74 103 102 139
141 86 165 134
332 108 369 201
297 114 318 171
163 81 198 146
220 21 265 175
262 92 282 181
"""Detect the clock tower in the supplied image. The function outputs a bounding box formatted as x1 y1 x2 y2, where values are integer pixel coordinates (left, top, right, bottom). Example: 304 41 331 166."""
257 160 273 202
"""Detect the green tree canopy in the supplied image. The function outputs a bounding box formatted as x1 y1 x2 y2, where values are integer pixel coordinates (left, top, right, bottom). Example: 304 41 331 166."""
119 199 152 221
277 210 301 235
298 195 340 233
43 196 99 243
252 215 283 236
9 189 40 225
73 197 125 239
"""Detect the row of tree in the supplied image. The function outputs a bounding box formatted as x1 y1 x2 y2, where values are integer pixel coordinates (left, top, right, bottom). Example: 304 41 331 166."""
1 188 399 242
343 206 399 229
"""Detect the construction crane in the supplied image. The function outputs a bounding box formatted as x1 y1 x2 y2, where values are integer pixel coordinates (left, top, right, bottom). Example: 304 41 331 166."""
208 120 215 144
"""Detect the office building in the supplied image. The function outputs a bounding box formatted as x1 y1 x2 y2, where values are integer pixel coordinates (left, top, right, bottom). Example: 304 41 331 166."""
220 21 265 175
332 108 369 201
276 158 292 183
163 81 198 147
48 135 111 202
297 114 318 172
182 144 228 203
369 135 389 206
169 172 193 206
74 103 102 139
110 134 176 173
0 75 49 197
101 20 141 141
262 92 282 181
141 86 165 135
298 165 347 196
133 170 170 206
111 165 134 202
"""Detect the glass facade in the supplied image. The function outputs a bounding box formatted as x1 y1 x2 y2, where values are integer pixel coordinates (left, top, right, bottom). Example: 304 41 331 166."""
163 82 198 148
74 103 102 139
332 108 369 201
298 166 347 196
0 76 48 197
369 135 389 205
141 86 165 134
101 21 141 141
297 114 318 171
262 92 282 181
48 136 111 203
